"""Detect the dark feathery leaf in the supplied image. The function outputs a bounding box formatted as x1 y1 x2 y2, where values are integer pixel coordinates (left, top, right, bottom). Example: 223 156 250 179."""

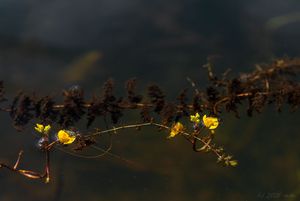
148 84 165 113
126 78 143 104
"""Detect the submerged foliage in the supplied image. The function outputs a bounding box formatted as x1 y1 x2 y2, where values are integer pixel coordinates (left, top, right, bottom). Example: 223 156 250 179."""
0 57 300 183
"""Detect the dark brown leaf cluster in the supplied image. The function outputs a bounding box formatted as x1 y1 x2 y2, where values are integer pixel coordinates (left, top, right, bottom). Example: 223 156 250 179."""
126 78 143 104
204 58 300 117
161 103 175 124
175 89 189 121
9 93 35 130
247 92 267 116
73 135 96 151
0 58 299 131
59 85 85 127
206 86 220 103
34 96 58 123
87 79 123 127
147 84 165 113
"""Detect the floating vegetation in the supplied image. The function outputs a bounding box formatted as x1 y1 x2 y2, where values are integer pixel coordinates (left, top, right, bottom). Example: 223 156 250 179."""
0 57 300 183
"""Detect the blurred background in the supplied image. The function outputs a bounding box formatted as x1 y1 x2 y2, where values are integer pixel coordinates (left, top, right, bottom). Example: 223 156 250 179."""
0 0 300 200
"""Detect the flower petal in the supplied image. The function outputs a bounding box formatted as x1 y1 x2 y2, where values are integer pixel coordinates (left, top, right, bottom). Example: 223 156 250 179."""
190 112 201 124
44 125 51 133
202 115 219 130
57 130 76 144
34 124 44 133
229 160 238 167
168 122 184 138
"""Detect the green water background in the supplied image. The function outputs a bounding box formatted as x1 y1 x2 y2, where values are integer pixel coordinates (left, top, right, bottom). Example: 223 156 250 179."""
0 0 300 200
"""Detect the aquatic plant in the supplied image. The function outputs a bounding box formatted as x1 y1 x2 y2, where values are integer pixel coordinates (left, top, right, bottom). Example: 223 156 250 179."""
0 57 299 183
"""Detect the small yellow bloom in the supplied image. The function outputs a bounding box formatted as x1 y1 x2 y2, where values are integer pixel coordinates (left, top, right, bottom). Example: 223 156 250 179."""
229 160 238 167
34 124 44 133
44 125 51 133
34 124 51 134
45 176 50 184
202 115 219 130
190 112 200 124
57 130 76 145
168 122 184 138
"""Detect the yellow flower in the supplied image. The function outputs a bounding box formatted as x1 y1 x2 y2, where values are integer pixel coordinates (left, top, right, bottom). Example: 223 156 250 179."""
168 122 184 138
57 130 76 145
202 115 219 130
34 124 51 134
229 160 238 167
190 112 200 124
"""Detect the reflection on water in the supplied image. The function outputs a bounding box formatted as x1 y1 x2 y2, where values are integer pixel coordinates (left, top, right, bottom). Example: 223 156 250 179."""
0 0 300 200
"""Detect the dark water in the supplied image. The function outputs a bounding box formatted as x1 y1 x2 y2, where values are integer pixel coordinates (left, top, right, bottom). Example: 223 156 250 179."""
0 0 300 200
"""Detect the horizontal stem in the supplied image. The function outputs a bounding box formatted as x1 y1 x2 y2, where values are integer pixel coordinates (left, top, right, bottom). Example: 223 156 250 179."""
87 121 223 159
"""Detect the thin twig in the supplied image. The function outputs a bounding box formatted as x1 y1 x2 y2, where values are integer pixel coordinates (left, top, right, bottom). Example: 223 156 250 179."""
86 122 224 159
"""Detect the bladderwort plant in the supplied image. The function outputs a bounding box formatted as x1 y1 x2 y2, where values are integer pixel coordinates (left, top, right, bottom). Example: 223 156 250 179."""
0 57 299 183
